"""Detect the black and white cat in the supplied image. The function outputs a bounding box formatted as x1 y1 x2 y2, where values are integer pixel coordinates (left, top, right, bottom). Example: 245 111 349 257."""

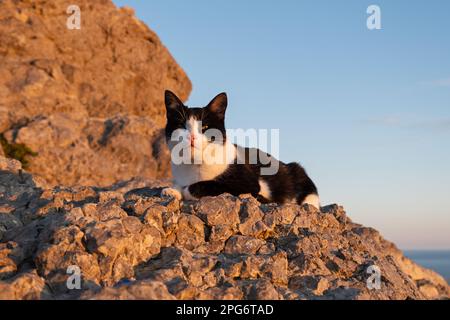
161 90 320 208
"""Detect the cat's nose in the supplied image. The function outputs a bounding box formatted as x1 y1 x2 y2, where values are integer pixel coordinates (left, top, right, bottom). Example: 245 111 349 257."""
189 134 196 146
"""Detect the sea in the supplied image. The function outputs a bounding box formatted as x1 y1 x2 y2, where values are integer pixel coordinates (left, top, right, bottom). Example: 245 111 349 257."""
404 250 450 283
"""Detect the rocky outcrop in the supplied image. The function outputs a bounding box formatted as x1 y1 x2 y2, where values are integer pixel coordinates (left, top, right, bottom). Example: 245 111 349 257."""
0 156 448 300
0 0 191 186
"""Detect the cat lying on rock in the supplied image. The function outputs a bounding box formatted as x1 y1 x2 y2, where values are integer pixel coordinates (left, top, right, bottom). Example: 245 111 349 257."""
161 90 320 209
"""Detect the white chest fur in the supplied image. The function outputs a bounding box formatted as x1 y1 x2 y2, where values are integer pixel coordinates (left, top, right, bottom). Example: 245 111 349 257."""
171 142 237 187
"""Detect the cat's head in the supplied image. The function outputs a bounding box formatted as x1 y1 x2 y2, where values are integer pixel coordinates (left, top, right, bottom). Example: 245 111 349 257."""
164 90 228 158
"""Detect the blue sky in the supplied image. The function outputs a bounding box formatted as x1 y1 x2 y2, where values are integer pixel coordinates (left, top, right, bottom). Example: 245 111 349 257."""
114 0 450 249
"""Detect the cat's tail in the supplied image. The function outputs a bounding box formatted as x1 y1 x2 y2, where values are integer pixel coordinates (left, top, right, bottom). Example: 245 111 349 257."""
286 162 320 209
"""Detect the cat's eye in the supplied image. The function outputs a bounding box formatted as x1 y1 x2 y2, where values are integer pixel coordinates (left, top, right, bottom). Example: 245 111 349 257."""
202 125 209 130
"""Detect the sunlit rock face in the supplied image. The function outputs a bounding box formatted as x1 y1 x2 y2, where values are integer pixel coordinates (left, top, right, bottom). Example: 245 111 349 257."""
0 156 449 300
0 0 191 186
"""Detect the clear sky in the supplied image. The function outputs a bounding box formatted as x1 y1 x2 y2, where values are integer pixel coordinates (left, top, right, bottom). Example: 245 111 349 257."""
114 0 450 250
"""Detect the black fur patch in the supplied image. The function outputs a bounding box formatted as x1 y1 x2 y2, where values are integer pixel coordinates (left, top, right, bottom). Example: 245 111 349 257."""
187 146 318 205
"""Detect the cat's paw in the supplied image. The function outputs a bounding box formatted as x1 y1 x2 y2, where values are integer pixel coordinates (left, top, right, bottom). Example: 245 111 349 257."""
161 187 182 201
182 186 198 201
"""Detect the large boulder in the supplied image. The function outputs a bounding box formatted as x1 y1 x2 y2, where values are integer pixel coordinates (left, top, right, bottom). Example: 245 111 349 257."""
0 0 191 186
0 156 448 300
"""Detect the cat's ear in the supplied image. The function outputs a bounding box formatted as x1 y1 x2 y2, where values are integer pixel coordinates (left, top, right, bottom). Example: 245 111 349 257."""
207 92 227 118
165 90 184 113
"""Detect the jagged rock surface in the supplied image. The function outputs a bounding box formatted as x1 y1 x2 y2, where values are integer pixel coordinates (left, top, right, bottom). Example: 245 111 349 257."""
0 0 191 186
0 157 448 300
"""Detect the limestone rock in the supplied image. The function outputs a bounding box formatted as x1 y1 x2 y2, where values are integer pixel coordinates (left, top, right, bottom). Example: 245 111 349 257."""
0 156 448 300
0 270 51 300
86 280 176 300
0 0 191 186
